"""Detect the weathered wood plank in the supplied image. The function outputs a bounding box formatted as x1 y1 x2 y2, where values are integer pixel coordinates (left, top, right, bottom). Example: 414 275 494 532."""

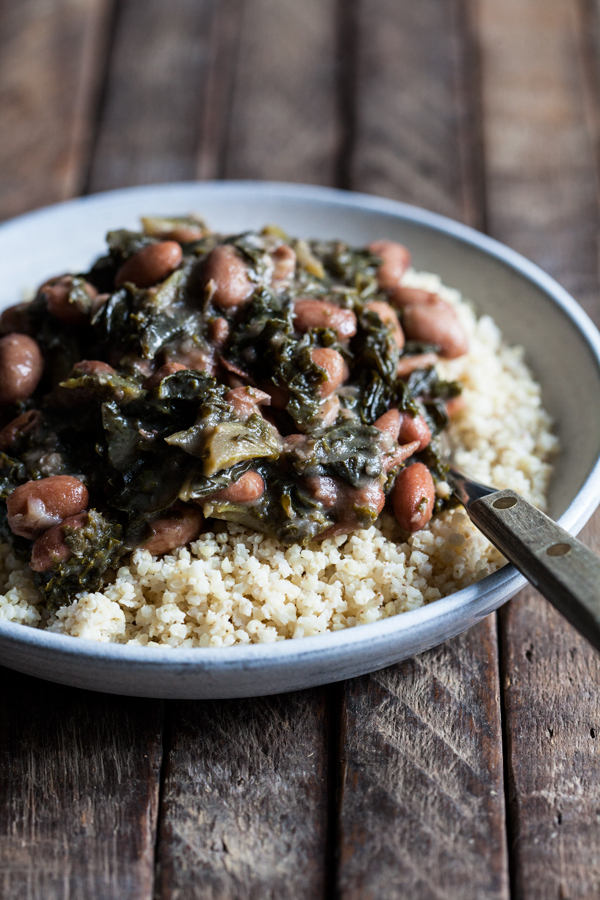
155 3 339 896
499 595 600 900
336 1 509 896
0 3 167 897
479 0 600 316
88 0 215 191
350 0 485 226
0 669 163 900
0 0 112 221
195 0 244 181
155 694 329 900
479 0 600 895
339 622 508 900
221 0 340 185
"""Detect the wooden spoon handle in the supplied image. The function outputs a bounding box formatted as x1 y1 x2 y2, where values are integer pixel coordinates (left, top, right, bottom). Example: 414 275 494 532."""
466 489 600 652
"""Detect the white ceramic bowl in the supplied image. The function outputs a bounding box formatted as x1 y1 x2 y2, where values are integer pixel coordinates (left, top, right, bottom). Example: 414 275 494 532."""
1 182 600 698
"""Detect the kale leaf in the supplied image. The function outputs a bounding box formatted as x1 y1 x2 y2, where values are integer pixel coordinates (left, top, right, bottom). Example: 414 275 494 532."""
291 422 384 487
33 510 123 610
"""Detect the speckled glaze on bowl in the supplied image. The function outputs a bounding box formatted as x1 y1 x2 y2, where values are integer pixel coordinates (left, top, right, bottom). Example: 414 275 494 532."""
1 181 600 698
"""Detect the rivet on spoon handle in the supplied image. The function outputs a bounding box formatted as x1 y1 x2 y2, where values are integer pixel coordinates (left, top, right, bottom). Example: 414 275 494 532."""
465 488 600 652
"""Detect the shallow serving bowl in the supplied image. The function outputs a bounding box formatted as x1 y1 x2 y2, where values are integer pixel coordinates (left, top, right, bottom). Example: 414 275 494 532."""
1 181 600 698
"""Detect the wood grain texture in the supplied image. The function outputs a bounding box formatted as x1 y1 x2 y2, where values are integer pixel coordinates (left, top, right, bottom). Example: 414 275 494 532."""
0 669 163 900
581 0 600 184
338 622 508 900
499 597 600 900
478 0 600 316
196 0 245 180
350 0 485 224
88 0 215 191
155 6 338 896
155 693 329 900
479 0 600 895
0 5 167 897
335 1 509 896
0 0 112 221
221 0 340 185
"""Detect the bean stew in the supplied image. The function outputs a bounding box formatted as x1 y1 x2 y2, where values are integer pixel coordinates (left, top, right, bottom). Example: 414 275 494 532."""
0 216 467 608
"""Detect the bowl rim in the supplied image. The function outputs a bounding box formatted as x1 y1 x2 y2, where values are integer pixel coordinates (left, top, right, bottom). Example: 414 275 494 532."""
1 179 600 668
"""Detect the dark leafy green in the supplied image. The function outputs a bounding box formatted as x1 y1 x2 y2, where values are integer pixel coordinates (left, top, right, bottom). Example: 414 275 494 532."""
33 511 123 610
291 423 384 487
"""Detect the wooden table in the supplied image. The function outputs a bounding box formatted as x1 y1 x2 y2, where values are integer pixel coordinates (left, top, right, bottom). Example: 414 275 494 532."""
1 1 600 897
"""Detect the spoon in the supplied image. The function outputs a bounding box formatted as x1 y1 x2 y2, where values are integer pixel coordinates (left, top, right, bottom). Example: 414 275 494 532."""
444 456 600 652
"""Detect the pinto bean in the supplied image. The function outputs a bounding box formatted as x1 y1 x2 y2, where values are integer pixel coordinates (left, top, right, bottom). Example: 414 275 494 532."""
212 471 265 503
142 503 204 555
390 285 434 308
373 408 401 441
272 245 296 281
0 303 33 336
306 473 389 539
225 387 271 420
116 241 183 288
368 240 411 292
318 394 340 427
320 480 386 538
396 352 438 378
311 347 349 397
126 357 154 379
305 476 339 508
30 512 87 573
210 317 230 347
167 340 217 376
0 334 44 403
41 275 98 325
398 412 431 451
204 244 254 309
392 462 435 533
72 360 116 377
220 355 253 385
402 299 468 359
0 409 41 451
283 433 309 452
383 440 420 473
293 299 357 340
53 360 116 409
41 277 72 318
365 300 405 349
143 362 187 389
353 481 386 517
373 411 421 471
7 475 88 539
